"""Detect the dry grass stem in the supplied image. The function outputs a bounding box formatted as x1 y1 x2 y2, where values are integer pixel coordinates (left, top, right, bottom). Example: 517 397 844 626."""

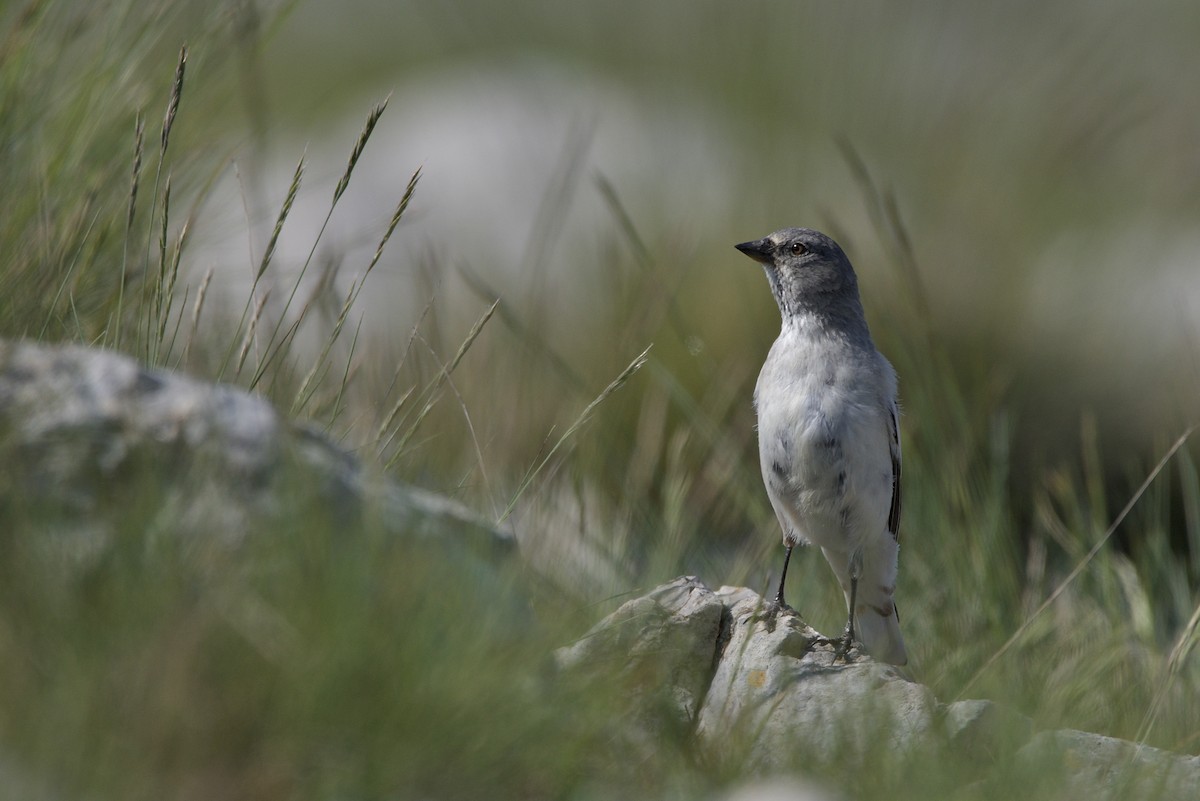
445 298 499 376
178 266 213 368
374 295 436 428
217 155 306 381
250 303 309 391
383 300 500 468
236 288 271 379
250 99 392 385
159 218 191 352
364 167 421 277
325 317 364 431
1137 598 1200 746
376 385 416 454
498 345 651 524
127 112 145 233
115 110 147 348
161 45 187 154
292 284 357 416
258 154 305 283
162 284 190 359
333 95 389 205
955 424 1199 701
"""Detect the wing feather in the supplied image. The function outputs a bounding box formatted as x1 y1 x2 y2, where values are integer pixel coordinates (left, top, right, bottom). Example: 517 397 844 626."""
887 404 902 542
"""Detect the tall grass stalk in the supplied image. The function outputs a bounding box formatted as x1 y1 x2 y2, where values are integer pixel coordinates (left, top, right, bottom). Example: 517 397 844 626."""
248 98 390 391
291 284 356 416
217 153 305 381
498 345 651 524
176 266 213 368
383 299 501 467
326 316 364 433
290 167 421 418
235 288 271 378
1137 592 1200 747
955 424 1198 701
38 203 105 342
114 112 145 349
372 297 437 447
136 45 186 357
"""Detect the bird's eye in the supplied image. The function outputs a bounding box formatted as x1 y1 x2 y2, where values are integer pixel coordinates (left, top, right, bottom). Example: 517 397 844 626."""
789 242 809 256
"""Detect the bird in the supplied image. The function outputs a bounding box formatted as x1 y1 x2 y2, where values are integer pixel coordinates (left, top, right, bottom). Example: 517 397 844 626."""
735 227 907 666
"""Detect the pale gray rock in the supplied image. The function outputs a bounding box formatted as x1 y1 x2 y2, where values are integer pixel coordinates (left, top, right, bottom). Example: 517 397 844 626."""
1017 729 1200 800
557 577 937 772
696 585 936 771
560 577 1200 796
0 340 510 562
942 698 1033 760
555 575 725 727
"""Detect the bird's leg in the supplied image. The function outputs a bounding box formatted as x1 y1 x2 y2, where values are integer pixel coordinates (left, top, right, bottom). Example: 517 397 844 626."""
834 575 859 662
761 542 796 631
834 550 863 663
774 542 795 610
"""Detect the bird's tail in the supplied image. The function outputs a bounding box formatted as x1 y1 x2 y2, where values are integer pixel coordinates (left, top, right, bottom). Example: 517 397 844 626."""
823 543 908 666
855 599 907 666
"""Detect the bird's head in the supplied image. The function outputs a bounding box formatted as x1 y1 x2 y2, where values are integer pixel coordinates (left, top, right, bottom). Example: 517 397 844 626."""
735 227 860 318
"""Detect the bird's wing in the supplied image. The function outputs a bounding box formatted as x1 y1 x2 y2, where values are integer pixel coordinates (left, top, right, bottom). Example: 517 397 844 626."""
887 402 902 542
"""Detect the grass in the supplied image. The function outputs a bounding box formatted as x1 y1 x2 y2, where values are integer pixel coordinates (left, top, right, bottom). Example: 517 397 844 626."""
1 1 1199 799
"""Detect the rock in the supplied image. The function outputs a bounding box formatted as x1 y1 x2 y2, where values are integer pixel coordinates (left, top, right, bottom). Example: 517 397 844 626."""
941 698 1033 761
696 585 937 772
0 340 511 563
560 577 1200 796
556 576 936 772
1017 729 1200 800
555 575 725 729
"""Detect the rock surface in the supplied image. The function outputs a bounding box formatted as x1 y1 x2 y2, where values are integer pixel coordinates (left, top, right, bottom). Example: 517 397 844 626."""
557 577 726 731
697 583 937 771
1017 729 1200 799
558 576 1200 799
0 339 510 560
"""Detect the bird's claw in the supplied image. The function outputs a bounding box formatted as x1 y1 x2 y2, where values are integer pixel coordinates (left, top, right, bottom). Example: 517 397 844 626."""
814 628 858 664
757 597 797 632
833 632 857 664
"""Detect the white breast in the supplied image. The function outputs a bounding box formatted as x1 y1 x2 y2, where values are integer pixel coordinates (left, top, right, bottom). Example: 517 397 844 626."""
754 326 895 552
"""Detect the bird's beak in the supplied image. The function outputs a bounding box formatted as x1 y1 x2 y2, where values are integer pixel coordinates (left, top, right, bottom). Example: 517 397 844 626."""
734 238 773 265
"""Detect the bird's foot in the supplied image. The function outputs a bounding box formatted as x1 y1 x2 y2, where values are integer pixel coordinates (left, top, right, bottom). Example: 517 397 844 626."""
757 596 798 632
833 629 857 664
815 626 858 664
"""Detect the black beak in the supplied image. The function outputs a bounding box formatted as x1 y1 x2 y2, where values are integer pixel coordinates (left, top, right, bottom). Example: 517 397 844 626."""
735 238 773 265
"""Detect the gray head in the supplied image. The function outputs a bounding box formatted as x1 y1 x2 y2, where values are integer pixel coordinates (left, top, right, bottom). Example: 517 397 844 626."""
735 227 865 325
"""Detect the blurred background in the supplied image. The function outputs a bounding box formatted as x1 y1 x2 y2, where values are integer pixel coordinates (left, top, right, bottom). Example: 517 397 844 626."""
4 0 1200 796
185 0 1200 587
196 0 1200 458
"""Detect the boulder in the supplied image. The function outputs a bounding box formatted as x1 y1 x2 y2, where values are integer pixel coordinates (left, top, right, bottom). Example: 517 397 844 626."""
1017 729 1200 800
0 340 510 561
559 577 1200 798
697 585 937 772
556 575 726 730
